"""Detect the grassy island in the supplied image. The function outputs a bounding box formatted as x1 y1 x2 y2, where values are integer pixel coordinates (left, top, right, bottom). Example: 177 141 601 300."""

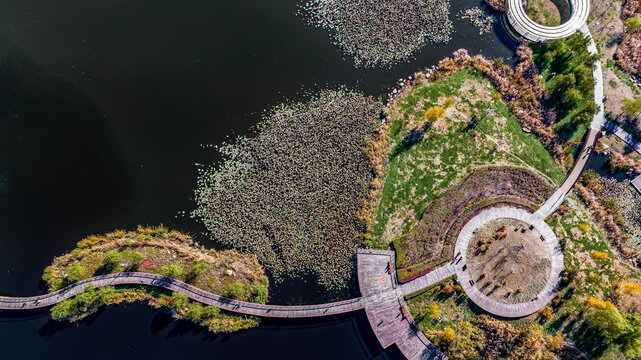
368 69 563 280
43 226 268 333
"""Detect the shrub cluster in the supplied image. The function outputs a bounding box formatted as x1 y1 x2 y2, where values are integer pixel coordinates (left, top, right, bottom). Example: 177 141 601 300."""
193 90 380 290
616 0 641 78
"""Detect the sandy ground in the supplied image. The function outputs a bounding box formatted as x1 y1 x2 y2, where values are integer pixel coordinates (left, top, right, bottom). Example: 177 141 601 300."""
467 218 552 304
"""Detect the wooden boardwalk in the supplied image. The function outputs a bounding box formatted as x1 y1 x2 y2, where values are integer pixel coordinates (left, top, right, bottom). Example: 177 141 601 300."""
0 272 363 317
357 250 447 360
602 120 641 194
400 265 455 297
535 128 600 218
0 250 447 359
453 207 563 318
603 120 641 155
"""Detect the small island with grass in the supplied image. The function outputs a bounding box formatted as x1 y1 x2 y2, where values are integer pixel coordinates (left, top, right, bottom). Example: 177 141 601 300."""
42 226 268 332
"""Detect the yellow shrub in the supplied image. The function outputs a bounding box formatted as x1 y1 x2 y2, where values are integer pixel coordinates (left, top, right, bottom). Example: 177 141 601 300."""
620 281 641 295
426 303 440 319
591 250 608 261
424 106 445 122
579 222 592 234
441 326 457 342
584 296 616 310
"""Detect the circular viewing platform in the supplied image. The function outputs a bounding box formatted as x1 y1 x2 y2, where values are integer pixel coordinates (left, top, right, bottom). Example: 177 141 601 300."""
454 207 563 318
506 0 589 42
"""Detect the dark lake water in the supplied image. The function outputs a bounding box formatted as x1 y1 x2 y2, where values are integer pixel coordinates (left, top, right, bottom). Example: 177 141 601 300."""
0 0 516 358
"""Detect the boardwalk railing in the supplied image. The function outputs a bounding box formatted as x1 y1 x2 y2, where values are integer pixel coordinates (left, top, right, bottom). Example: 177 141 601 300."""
0 272 363 318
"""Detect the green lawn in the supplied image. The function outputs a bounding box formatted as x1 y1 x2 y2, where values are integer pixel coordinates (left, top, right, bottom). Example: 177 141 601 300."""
373 70 564 244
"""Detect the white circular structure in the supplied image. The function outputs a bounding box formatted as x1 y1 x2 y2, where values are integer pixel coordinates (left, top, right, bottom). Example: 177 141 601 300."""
506 0 590 42
454 206 563 318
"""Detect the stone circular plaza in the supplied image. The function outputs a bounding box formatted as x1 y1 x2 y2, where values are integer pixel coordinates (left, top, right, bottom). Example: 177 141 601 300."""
453 206 563 317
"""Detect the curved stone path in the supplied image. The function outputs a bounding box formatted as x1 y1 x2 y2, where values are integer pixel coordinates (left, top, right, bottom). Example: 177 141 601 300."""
506 0 589 42
453 207 563 318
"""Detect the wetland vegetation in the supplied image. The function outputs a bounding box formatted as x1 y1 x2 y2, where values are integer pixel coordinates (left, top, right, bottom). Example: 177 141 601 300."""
43 226 267 332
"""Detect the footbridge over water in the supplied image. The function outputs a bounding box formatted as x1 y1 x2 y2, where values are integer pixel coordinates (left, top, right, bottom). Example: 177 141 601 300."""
0 249 447 360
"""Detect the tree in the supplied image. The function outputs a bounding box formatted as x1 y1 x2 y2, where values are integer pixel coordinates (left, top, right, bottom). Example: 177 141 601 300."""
561 88 581 109
587 306 641 357
192 261 207 277
622 98 641 117
591 250 608 262
159 264 183 279
66 263 87 283
539 306 553 321
424 106 445 123
202 305 221 319
555 73 575 93
186 301 203 320
227 282 245 299
625 17 641 33
50 299 76 320
130 252 146 266
170 292 189 309
252 284 268 304
426 303 440 319
442 96 454 109
574 65 595 93
97 286 117 303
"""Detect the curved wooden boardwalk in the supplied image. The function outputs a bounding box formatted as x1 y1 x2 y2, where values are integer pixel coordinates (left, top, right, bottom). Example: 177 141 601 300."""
506 0 589 42
0 272 363 317
0 251 448 360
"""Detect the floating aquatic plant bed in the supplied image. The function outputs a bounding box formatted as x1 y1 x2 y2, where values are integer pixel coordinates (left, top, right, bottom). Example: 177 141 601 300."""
302 0 453 68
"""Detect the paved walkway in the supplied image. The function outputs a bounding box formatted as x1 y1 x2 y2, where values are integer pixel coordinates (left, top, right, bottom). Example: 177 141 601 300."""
453 207 563 317
535 128 600 218
506 0 589 42
534 25 603 218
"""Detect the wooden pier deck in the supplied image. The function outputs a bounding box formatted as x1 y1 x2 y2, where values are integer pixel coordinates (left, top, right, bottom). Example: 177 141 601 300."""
357 249 447 360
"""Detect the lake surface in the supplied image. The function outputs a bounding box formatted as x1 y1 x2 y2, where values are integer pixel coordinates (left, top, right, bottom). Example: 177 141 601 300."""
0 0 516 358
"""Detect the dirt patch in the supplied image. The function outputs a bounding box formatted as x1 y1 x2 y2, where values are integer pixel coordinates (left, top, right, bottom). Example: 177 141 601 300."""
467 218 552 304
460 79 492 104
603 69 638 116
